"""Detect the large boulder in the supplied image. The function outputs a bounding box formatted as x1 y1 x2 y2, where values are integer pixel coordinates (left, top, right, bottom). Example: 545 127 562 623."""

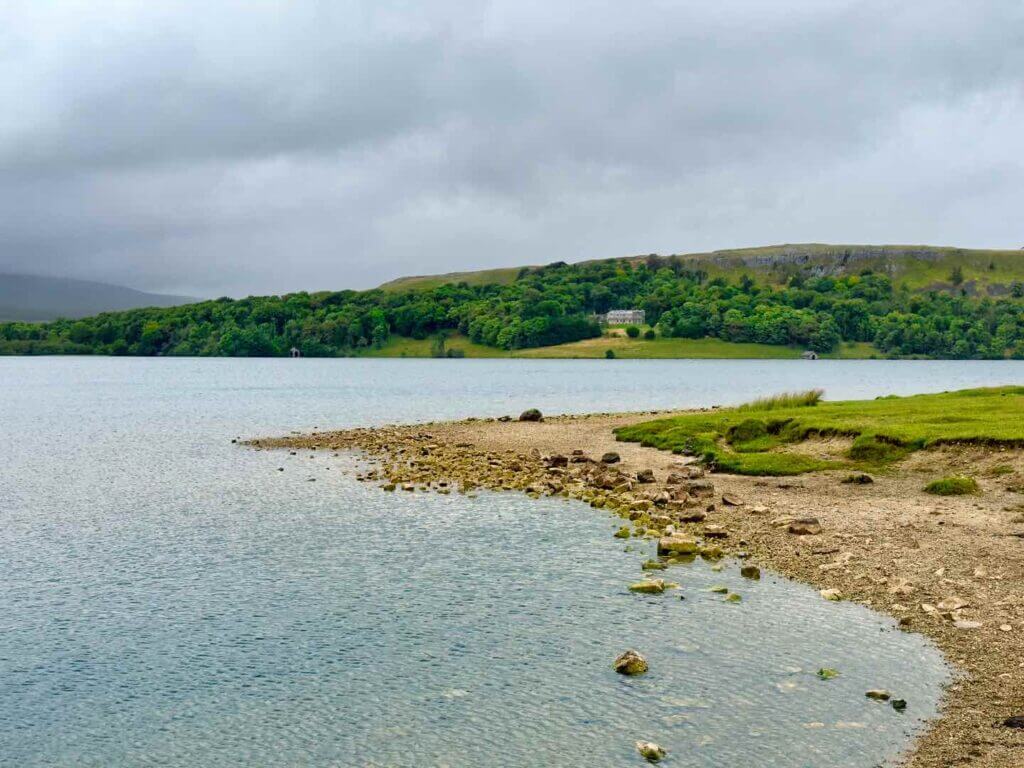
657 535 698 555
518 408 543 422
613 649 648 675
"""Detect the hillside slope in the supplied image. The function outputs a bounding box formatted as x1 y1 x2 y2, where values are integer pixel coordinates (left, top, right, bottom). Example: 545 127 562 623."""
0 274 197 321
381 243 1024 294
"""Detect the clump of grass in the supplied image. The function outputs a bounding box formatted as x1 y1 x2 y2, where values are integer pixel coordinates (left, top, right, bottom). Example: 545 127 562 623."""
847 435 911 464
924 475 980 496
737 389 824 411
986 464 1014 477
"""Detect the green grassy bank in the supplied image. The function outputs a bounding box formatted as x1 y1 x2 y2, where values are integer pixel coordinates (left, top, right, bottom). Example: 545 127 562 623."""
357 333 879 359
614 386 1024 475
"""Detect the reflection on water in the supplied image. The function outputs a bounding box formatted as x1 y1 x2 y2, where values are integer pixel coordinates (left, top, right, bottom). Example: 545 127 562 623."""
0 358 973 766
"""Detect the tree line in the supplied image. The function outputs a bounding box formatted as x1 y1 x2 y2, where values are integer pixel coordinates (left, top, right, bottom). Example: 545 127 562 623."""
3 256 1024 358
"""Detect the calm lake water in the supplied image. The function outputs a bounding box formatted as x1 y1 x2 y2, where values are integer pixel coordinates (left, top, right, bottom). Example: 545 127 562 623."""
4 357 1023 767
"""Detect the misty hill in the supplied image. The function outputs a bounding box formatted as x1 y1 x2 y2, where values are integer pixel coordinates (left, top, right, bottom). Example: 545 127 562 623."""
381 243 1024 294
0 274 197 322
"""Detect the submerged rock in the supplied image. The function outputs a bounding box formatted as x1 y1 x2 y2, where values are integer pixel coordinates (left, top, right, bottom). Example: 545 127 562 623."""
613 649 648 675
518 408 543 422
740 565 761 580
635 741 667 762
642 559 668 571
865 689 891 701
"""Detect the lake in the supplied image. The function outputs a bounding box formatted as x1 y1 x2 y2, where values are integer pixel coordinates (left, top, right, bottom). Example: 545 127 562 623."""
4 357 1021 766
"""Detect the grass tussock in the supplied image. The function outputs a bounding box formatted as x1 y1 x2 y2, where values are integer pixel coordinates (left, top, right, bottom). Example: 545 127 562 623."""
924 475 980 496
737 389 824 411
615 386 1024 477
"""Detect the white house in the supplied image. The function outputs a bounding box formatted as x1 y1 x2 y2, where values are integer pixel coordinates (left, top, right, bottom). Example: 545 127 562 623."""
604 309 646 325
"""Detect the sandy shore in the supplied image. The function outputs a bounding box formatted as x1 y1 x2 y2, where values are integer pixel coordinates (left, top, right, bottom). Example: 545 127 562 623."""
250 409 1024 767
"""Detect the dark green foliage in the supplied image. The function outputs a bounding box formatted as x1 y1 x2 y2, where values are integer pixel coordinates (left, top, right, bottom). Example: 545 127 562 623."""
5 256 1024 357
605 349 616 359
625 325 641 338
643 328 656 340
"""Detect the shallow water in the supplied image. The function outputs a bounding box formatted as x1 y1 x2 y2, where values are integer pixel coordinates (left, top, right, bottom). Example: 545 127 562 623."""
4 357 1017 766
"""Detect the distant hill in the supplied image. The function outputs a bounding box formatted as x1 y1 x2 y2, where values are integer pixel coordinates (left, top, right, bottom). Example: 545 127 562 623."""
0 274 198 322
380 243 1024 295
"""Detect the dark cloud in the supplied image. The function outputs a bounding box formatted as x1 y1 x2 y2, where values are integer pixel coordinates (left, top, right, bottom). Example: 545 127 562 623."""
1 1 1022 296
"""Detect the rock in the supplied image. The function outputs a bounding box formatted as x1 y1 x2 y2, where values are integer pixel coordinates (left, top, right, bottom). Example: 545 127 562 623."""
724 592 742 603
642 559 667 571
518 408 543 422
891 699 907 712
543 454 569 468
635 469 656 483
817 668 840 680
820 588 843 601
635 741 667 762
676 509 707 523
382 483 396 492
629 579 666 594
953 619 983 630
866 689 891 701
709 584 729 594
600 452 621 464
740 564 761 580
1003 715 1024 729
788 517 822 535
703 524 728 539
497 415 512 422
613 649 648 675
937 596 968 612
699 545 724 561
629 578 677 594
658 535 698 555
721 493 743 506
683 479 715 497
748 504 769 515
614 526 631 539
842 473 874 484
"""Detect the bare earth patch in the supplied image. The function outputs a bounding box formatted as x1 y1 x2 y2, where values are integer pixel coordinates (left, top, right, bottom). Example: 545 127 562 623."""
250 411 1024 768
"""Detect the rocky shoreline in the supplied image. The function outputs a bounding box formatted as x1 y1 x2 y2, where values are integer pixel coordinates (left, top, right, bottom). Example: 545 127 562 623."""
249 409 1024 767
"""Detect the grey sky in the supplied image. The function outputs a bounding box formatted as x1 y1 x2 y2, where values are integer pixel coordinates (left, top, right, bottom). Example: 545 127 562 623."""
1 1 1022 297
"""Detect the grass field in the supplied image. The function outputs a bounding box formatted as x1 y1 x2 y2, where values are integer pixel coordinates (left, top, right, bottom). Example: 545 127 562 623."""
359 333 880 360
615 386 1024 475
356 333 507 358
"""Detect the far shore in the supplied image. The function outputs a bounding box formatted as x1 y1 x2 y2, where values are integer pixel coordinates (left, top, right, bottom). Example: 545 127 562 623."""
249 408 1024 768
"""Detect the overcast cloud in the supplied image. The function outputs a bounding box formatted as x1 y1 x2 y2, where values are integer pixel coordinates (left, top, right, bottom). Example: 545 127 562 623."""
1 1 1022 297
